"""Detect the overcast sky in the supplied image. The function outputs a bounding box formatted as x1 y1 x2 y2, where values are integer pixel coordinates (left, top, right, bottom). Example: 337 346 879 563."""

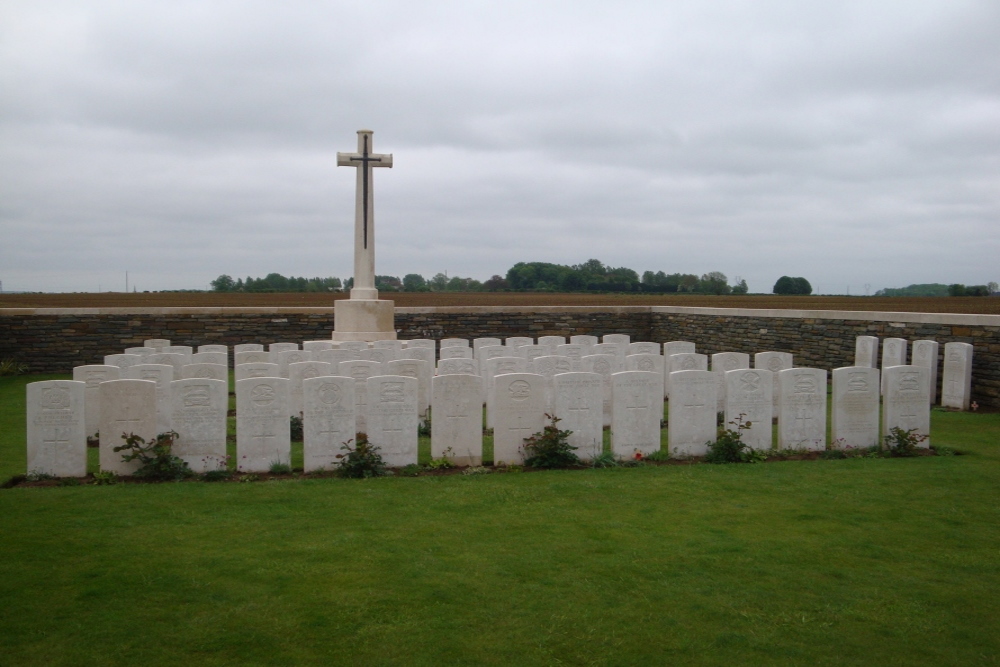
2 1 998 295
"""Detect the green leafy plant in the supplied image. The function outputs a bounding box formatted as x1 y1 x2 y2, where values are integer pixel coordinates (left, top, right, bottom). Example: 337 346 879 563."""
590 452 619 468
461 465 492 476
201 468 233 482
290 414 304 441
113 431 192 481
58 477 82 487
399 464 422 477
642 448 672 462
521 414 580 469
238 473 259 483
91 470 119 486
25 470 56 482
705 413 758 464
418 413 432 437
0 358 28 377
883 426 928 457
494 463 524 473
335 433 388 479
426 446 456 470
268 461 292 475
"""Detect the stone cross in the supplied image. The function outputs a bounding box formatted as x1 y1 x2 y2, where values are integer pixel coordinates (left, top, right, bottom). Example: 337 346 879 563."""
337 129 392 300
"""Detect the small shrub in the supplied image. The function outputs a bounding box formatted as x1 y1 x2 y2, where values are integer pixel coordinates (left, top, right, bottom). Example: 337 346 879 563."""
201 468 233 482
643 449 671 462
86 432 100 448
0 358 28 376
25 470 56 482
268 461 292 475
399 464 422 477
426 447 456 470
705 414 766 464
494 463 524 473
883 426 928 457
335 433 388 479
933 445 957 456
91 470 119 486
290 414 303 441
462 466 492 476
522 414 579 469
58 477 82 487
238 473 259 483
113 431 192 481
418 413 432 437
590 452 619 468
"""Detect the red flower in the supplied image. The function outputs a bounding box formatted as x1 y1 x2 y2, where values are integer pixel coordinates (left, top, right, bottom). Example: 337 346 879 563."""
634 451 643 461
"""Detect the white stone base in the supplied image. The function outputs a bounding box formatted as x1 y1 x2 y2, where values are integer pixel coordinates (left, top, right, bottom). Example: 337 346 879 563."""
332 299 396 342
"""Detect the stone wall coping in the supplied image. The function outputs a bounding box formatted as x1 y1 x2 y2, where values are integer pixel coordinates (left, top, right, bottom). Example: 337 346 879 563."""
1 304 998 326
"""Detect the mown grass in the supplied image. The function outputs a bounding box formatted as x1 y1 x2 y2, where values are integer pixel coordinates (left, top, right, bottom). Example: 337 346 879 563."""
2 374 999 665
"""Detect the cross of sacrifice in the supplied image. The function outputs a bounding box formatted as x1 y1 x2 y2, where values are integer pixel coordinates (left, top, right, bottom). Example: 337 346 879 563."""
337 130 392 300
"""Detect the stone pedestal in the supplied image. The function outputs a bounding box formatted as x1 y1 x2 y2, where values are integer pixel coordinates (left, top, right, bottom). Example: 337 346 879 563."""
332 299 396 342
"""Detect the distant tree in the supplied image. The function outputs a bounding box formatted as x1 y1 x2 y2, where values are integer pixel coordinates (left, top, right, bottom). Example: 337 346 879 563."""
988 281 999 295
966 285 990 297
948 284 967 297
402 274 427 291
429 273 449 291
773 276 812 295
484 275 508 291
375 275 401 291
698 271 730 295
210 275 235 292
731 279 748 295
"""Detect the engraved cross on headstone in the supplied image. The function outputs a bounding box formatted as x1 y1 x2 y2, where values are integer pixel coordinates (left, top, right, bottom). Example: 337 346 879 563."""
337 130 392 300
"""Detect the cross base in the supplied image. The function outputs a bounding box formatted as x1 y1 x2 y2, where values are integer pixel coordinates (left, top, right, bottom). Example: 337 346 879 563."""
333 298 396 342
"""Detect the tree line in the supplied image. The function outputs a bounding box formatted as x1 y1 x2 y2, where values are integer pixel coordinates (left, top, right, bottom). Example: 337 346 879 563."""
875 282 998 297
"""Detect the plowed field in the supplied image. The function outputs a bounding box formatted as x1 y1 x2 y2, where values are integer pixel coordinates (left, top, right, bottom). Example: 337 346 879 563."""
2 292 998 314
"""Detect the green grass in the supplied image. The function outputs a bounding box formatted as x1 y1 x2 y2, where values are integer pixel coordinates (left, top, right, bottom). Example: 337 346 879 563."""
2 374 999 665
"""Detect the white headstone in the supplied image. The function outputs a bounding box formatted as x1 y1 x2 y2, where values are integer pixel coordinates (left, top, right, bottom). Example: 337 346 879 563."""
399 346 434 368
404 339 435 350
854 336 878 368
338 360 383 380
610 371 662 459
269 342 299 354
625 353 665 400
431 373 483 465
303 340 336 352
99 379 157 475
663 341 696 358
473 338 503 358
339 360 382 433
712 352 750 411
603 334 631 347
191 351 227 367
478 345 507 363
532 355 573 378
147 353 186 380
570 335 598 347
235 362 280 381
555 344 587 370
490 373 547 465
125 346 156 358
883 365 931 447
104 354 144 370
437 357 480 377
724 369 773 451
754 351 793 408
360 348 394 365
181 363 228 382
485 357 529 426
538 336 566 347
124 364 174 435
277 349 313 378
339 341 370 352
367 375 419 467
666 352 708 399
580 354 617 426
777 368 827 451
627 342 660 357
26 380 87 477
317 349 361 365
373 340 404 351
234 343 264 354
881 338 908 394
235 350 272 365
289 361 334 418
198 344 229 355
439 346 474 360
164 345 193 361
303 376 356 472
941 342 973 410
592 343 626 368
553 372 603 461
144 338 170 351
831 366 880 449
506 336 534 349
170 378 227 472
519 345 551 363
440 338 469 349
667 370 717 458
236 377 291 471
910 340 940 405
72 364 121 438
385 358 431 418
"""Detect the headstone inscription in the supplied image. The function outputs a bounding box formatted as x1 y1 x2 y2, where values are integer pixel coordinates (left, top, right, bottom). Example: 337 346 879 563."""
385 358 431 418
506 337 534 349
777 368 827 451
404 339 435 350
610 371 662 459
440 338 469 349
317 349 361 365
235 350 272 365
754 351 793 408
303 340 336 352
882 365 931 447
269 342 299 354
910 340 939 405
712 352 750 411
278 349 313 378
289 361 334 418
431 373 483 466
570 335 599 347
941 342 973 410
235 362 280 381
373 340 404 351
72 364 121 437
666 352 708 399
303 376 356 472
663 341 696 358
198 344 229 355
170 378 227 472
854 336 878 368
181 363 228 382
724 369 773 451
556 344 587 370
144 339 170 351
147 353 186 380
831 366 880 449
191 351 227 367
338 360 384 432
233 344 264 354
485 357 528 426
367 375 419 467
437 358 480 377
603 334 631 347
104 354 143 370
553 372 603 461
667 370 717 458
538 336 566 347
361 347 396 365
99 379 157 475
26 380 87 477
236 377 292 471
625 354 665 395
490 373 547 465
165 345 193 361
627 342 660 357
472 338 503 358
125 347 156 358
439 346 474 360
580 354 616 426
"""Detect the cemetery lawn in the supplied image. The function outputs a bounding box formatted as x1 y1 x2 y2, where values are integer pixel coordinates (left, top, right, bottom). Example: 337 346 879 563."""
2 377 999 665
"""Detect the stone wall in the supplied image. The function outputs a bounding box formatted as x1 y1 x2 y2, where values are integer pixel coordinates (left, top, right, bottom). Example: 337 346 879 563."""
2 305 997 407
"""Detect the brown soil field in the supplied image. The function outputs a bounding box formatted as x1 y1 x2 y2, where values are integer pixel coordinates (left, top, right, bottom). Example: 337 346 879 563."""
1 292 998 314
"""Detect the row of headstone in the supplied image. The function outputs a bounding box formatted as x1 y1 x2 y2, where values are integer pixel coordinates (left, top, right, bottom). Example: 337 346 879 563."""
855 337 974 409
